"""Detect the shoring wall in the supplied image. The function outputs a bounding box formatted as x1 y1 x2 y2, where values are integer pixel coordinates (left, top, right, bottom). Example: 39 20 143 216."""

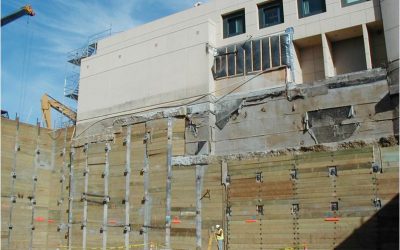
1 116 398 250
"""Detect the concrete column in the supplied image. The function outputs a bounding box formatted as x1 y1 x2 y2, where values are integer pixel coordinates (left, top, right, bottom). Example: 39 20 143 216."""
380 0 399 95
322 33 335 78
362 24 373 69
293 45 303 84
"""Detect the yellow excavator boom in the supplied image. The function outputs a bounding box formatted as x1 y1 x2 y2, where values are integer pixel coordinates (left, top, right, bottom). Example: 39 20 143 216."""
41 93 76 128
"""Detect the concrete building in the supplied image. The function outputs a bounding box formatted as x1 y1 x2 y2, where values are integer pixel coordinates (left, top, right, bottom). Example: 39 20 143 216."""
77 0 396 130
2 0 399 249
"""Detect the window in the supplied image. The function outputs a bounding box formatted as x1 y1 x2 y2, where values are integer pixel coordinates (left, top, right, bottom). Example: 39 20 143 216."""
342 0 368 7
258 0 284 29
223 9 246 38
298 0 326 18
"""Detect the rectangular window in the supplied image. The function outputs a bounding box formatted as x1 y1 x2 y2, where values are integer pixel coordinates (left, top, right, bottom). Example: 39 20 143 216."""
258 0 284 29
223 9 246 38
342 0 368 7
298 0 326 18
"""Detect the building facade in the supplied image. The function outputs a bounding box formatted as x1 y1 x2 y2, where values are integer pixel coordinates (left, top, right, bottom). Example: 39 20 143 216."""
1 1 398 249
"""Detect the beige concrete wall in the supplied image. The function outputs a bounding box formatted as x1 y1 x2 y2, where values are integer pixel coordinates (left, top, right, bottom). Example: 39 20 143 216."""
332 36 367 74
299 44 325 83
380 0 399 62
369 27 388 68
77 0 383 124
78 21 216 121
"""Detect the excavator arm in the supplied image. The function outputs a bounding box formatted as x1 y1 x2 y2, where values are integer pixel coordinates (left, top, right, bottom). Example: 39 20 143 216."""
41 94 77 128
1 5 35 27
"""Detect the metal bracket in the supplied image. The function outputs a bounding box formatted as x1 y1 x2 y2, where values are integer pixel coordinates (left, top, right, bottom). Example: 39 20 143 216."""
290 168 298 180
328 166 337 177
372 163 382 173
123 224 131 234
200 189 210 200
373 198 382 209
256 172 263 183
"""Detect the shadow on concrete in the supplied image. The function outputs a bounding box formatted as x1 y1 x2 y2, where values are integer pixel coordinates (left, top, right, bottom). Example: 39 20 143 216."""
335 194 399 250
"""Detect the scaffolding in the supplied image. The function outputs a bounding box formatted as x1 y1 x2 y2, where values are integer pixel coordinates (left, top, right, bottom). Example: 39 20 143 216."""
64 29 111 101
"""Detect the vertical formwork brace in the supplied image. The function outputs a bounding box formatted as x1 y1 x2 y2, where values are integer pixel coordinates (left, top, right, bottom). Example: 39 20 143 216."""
58 128 68 234
143 125 150 250
124 126 132 250
29 121 41 250
195 165 205 250
103 143 111 250
291 160 300 249
330 153 338 248
165 118 173 249
7 117 20 249
82 144 89 250
68 147 76 250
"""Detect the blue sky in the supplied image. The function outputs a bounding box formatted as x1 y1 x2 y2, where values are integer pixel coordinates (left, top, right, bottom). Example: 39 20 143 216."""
1 0 206 127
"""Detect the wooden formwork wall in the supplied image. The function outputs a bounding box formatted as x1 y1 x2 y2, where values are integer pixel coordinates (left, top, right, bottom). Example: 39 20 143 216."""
1 117 398 250
225 146 399 250
1 118 74 249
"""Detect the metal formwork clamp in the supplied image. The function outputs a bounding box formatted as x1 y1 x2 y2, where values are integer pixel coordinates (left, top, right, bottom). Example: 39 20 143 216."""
123 169 130 176
83 167 89 176
105 144 111 152
57 198 63 206
15 144 20 152
103 196 110 204
123 224 131 234
143 132 151 144
83 143 89 152
59 175 65 183
33 175 38 182
11 171 17 179
80 194 87 202
8 224 13 230
10 195 16 203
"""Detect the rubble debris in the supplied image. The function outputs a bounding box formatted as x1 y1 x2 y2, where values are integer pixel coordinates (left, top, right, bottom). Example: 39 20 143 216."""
378 136 399 147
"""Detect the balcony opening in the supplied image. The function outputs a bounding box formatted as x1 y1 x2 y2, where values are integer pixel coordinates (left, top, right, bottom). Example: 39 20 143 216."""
293 35 325 84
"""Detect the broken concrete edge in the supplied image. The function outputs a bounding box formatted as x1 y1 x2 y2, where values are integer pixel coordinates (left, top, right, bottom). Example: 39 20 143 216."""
71 68 390 146
171 136 399 166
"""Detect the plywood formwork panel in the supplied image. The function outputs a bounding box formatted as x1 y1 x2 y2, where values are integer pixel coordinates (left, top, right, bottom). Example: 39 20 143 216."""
170 166 196 249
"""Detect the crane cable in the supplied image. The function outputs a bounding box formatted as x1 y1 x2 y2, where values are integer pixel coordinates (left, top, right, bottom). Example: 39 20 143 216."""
17 16 34 122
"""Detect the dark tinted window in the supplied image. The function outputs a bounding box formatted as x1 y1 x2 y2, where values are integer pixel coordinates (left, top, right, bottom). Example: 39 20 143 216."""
258 0 284 29
342 0 368 7
223 10 246 38
298 0 326 18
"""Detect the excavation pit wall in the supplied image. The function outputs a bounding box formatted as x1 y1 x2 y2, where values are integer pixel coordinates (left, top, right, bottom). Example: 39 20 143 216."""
1 69 399 249
1 117 399 249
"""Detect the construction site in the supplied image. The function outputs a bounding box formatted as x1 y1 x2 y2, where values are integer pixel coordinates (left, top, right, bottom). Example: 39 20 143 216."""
1 0 399 249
